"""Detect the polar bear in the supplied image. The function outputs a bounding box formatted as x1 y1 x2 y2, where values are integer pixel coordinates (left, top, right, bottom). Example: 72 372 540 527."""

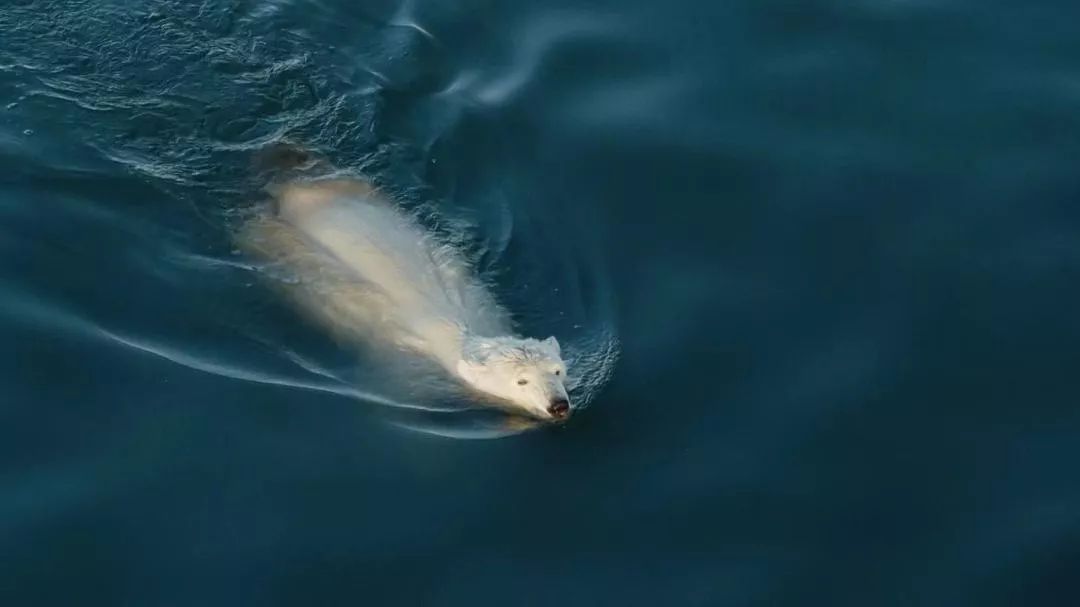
240 177 572 421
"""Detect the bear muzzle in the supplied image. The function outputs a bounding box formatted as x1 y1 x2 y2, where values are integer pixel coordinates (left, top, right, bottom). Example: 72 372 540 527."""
548 398 571 420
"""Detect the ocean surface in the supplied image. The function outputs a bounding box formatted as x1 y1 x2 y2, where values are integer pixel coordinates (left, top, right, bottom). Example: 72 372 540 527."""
2 0 1080 605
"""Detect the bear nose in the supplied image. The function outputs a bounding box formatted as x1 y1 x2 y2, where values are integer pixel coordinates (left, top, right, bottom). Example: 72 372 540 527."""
548 399 571 420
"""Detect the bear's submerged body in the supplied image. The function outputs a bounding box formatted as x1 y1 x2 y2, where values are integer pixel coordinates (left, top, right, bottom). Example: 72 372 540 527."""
240 178 572 421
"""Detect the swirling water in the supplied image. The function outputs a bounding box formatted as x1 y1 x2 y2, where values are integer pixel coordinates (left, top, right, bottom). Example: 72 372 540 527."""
2 0 1079 605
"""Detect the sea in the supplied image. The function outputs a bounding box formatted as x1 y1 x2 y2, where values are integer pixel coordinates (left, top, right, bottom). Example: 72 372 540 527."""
2 0 1079 605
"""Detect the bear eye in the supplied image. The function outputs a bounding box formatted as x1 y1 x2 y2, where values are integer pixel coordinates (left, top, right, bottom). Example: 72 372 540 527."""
517 378 528 386
554 369 561 376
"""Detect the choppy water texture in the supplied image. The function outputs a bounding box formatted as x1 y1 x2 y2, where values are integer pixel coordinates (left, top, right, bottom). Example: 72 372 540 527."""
2 0 1080 605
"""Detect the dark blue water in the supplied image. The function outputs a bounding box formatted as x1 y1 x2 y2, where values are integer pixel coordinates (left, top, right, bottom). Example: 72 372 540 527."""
3 0 1080 604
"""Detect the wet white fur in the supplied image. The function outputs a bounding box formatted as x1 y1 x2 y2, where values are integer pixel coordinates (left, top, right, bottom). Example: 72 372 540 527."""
240 179 571 420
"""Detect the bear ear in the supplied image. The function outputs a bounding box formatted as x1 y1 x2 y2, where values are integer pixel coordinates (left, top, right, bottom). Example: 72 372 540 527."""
543 336 561 355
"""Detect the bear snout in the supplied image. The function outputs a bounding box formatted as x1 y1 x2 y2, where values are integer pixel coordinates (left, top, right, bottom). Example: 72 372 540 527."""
548 399 571 420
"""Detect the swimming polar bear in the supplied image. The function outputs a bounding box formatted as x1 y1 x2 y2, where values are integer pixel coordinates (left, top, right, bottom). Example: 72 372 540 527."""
240 178 572 422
